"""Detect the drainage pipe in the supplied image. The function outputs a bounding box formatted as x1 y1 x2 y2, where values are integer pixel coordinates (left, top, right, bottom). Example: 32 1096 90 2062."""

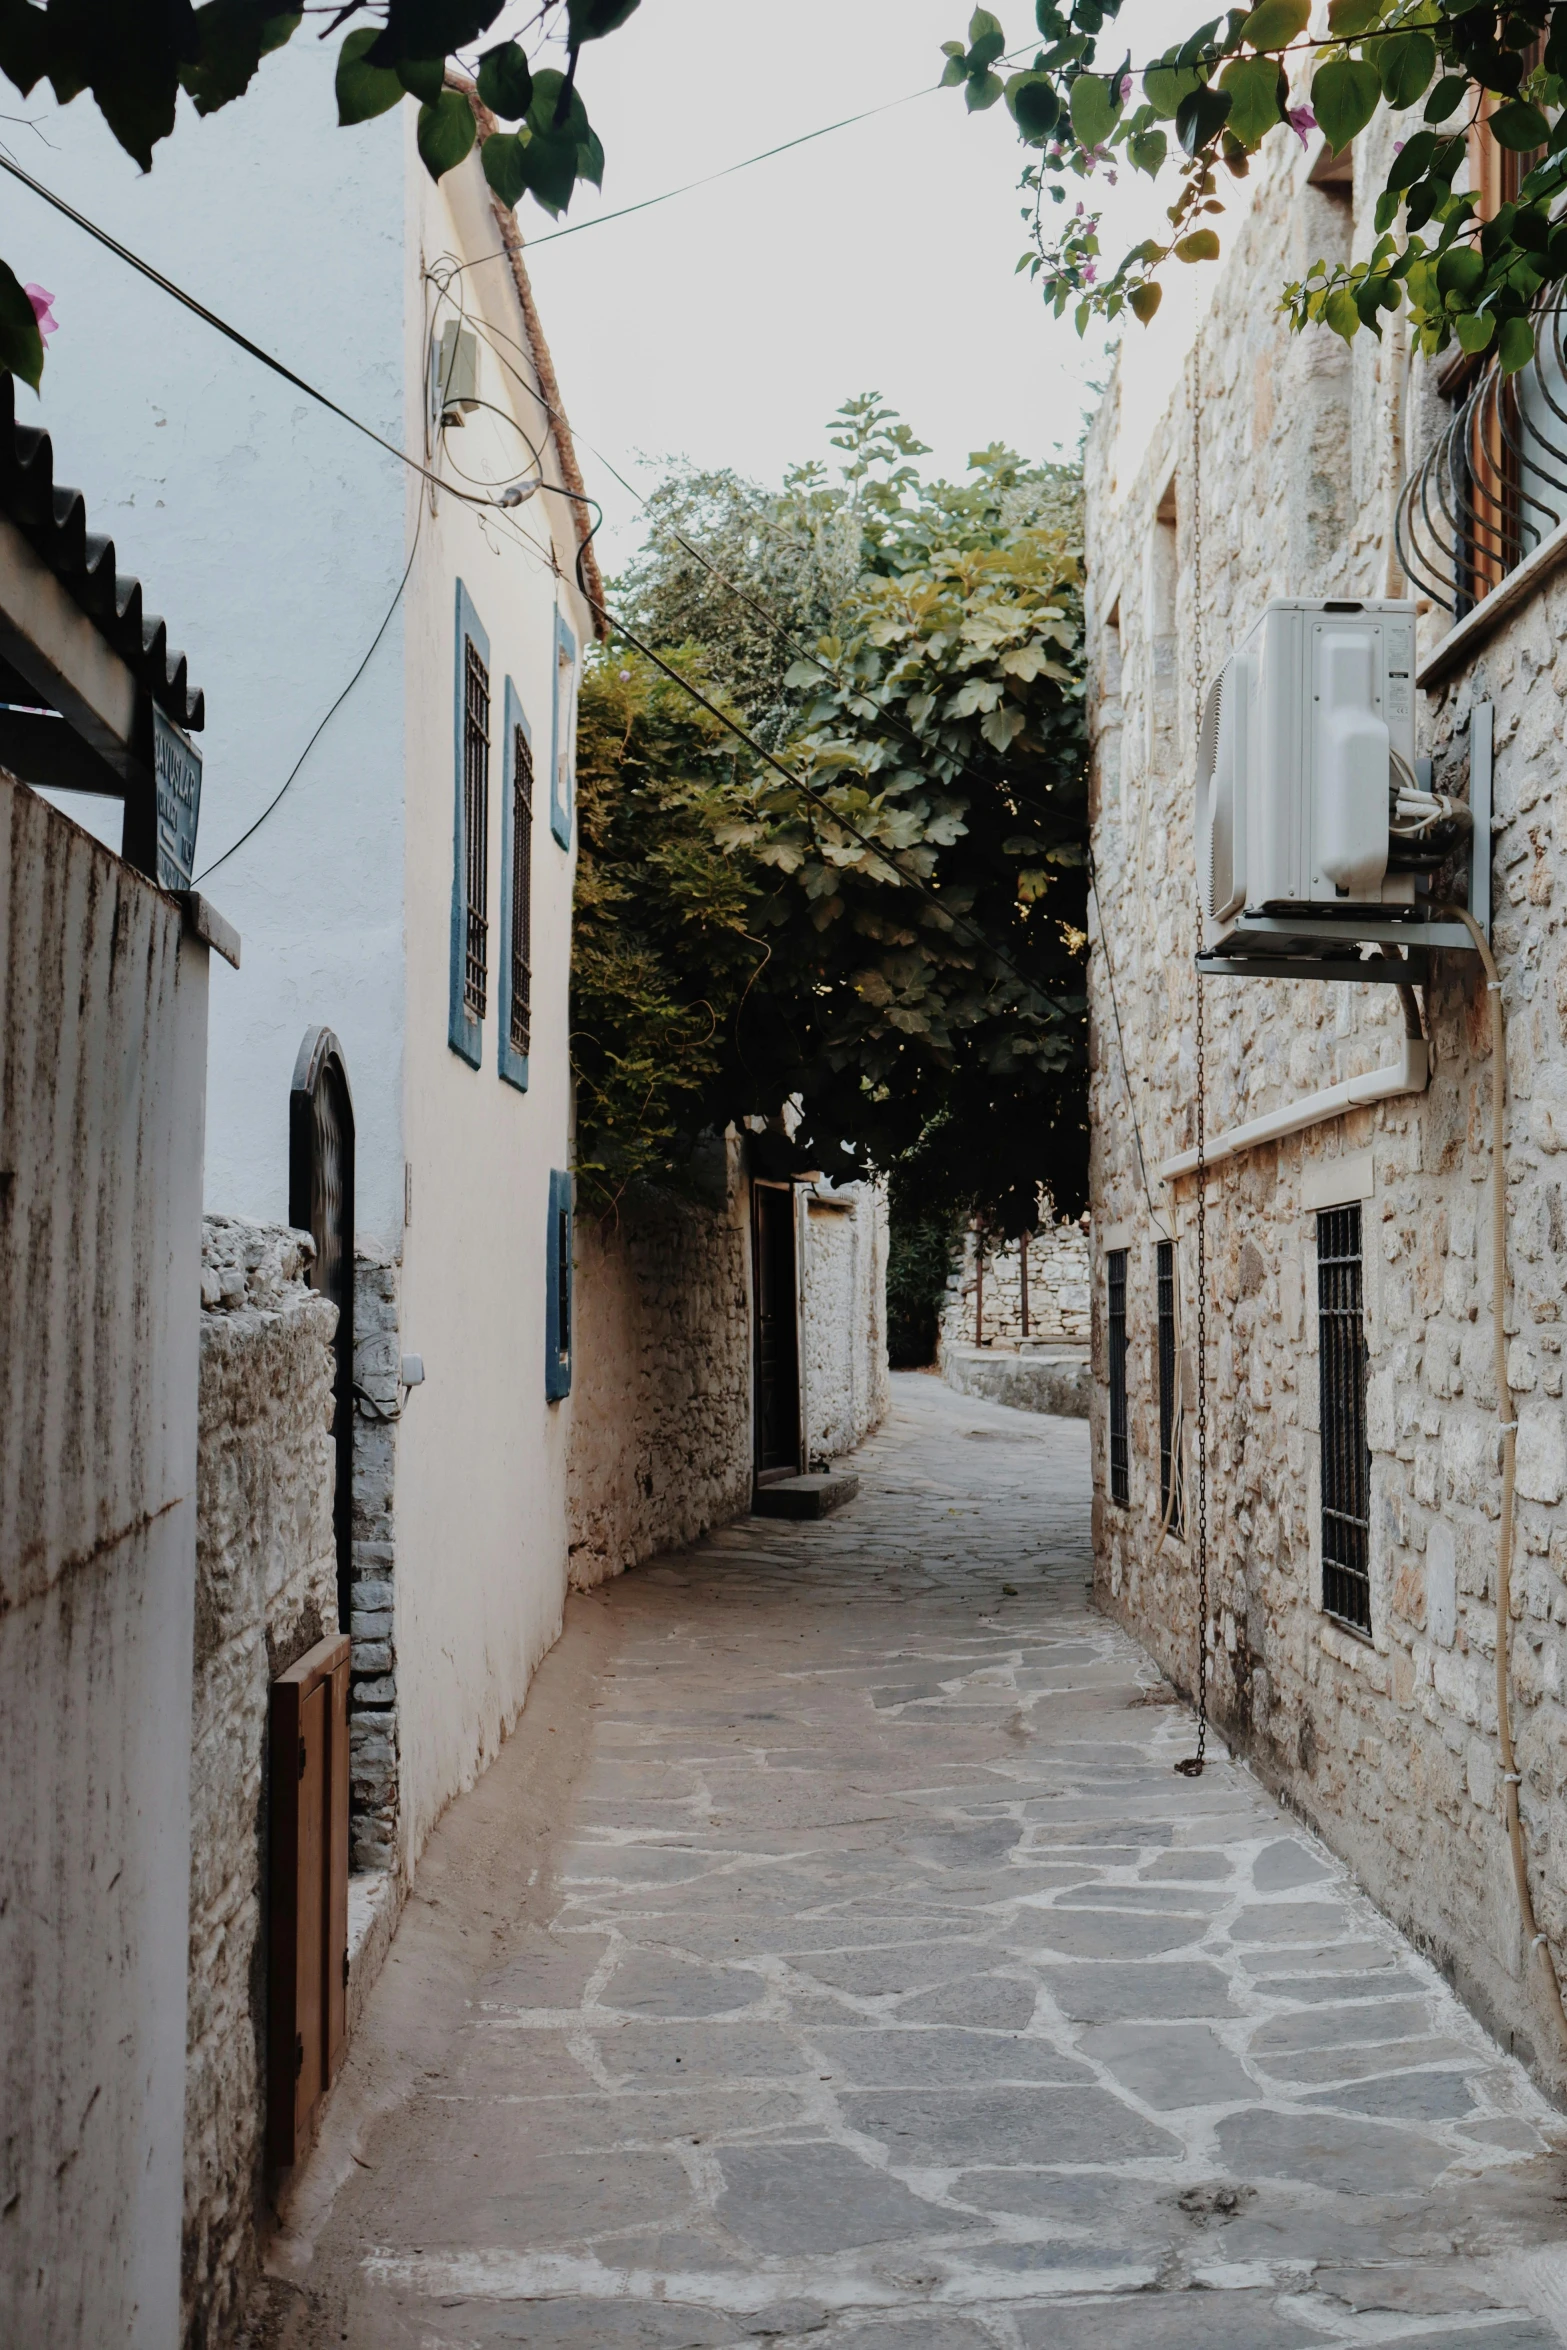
1159 1033 1429 1181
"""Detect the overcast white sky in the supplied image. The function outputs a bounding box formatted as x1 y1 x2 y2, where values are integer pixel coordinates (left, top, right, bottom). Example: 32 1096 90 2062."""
517 0 1186 569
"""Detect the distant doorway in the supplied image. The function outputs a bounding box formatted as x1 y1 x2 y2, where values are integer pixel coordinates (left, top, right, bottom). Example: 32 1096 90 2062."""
290 1027 355 1633
752 1180 802 1485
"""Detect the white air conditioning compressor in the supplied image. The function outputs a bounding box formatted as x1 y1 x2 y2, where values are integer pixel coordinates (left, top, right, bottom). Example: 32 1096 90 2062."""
1198 595 1485 969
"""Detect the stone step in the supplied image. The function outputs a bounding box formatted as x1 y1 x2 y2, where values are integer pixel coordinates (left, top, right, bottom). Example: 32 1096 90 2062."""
751 1471 860 1520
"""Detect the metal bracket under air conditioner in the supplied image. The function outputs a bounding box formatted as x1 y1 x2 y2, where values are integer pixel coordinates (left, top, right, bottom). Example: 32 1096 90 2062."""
1195 708 1493 986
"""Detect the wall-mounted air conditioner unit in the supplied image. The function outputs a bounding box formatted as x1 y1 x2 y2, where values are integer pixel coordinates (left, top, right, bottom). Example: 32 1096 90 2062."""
1196 597 1483 985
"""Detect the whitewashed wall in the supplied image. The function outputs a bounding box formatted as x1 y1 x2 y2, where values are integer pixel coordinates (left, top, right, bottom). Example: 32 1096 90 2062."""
392 139 591 1870
0 784 208 2346
23 56 594 1891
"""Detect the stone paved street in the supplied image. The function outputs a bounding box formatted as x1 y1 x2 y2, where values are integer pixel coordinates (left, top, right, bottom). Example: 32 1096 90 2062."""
271 1374 1567 2349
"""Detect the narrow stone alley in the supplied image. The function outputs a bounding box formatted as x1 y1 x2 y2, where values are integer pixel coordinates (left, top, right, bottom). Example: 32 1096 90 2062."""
267 1376 1567 2350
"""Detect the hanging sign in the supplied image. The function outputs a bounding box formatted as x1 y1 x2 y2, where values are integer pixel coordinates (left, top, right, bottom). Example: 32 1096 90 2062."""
152 703 203 891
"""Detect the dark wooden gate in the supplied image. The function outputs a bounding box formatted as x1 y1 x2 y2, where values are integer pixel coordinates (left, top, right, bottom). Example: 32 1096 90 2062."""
752 1180 801 1485
289 1027 355 1633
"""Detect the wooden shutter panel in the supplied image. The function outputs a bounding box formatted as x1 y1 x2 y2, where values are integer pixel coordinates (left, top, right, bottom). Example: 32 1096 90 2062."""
267 1631 351 2168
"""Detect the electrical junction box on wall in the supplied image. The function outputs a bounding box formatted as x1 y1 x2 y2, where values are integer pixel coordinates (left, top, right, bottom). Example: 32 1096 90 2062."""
1196 597 1483 985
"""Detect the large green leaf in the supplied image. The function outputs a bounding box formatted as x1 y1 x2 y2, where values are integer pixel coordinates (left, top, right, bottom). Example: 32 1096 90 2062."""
1068 70 1119 147
1174 227 1221 261
1499 313 1536 374
1312 55 1380 154
1219 52 1282 148
337 28 402 125
1375 30 1435 110
477 38 532 118
1326 0 1382 33
182 3 301 117
0 0 51 97
481 128 526 205
1005 70 1060 142
567 0 642 38
1488 99 1550 152
0 261 42 389
966 67 1004 112
1175 81 1231 156
967 8 1006 69
397 55 445 102
1238 0 1309 49
367 0 503 66
417 86 477 178
1143 56 1201 120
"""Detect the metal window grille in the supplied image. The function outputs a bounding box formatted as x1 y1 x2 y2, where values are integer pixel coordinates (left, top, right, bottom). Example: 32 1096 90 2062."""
509 723 533 1056
1157 1239 1183 1536
463 638 490 1021
1318 1204 1372 1633
1107 1249 1130 1506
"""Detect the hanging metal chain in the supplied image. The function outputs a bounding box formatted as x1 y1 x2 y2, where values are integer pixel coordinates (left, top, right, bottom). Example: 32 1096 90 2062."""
1177 352 1210 1780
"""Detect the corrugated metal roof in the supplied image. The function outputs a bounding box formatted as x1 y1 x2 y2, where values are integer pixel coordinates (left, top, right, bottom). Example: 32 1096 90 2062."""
0 376 203 731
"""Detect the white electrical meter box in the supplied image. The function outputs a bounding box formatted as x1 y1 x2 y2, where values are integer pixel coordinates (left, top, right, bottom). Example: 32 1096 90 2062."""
1198 598 1418 949
434 322 479 425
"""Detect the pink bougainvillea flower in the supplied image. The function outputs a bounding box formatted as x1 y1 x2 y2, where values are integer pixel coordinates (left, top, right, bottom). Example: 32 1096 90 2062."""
25 284 56 338
1286 105 1316 147
1118 73 1133 103
1083 261 1097 284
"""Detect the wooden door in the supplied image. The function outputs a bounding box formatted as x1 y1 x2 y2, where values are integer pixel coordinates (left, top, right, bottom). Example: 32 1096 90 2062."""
268 1632 352 2169
752 1182 801 1484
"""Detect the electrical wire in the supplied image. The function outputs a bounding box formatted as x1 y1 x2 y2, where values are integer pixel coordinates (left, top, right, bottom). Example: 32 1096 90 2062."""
193 497 424 882
11 138 1079 1022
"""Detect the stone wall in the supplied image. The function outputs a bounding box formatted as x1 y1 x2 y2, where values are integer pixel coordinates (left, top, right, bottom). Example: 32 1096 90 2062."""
1084 101 1567 2092
802 1182 890 1463
940 1217 1092 1354
348 1250 401 1876
185 1218 337 2349
567 1138 754 1590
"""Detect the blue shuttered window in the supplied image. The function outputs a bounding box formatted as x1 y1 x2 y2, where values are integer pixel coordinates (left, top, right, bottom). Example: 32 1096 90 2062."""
549 609 577 850
498 678 532 1093
546 1169 573 1400
449 581 490 1067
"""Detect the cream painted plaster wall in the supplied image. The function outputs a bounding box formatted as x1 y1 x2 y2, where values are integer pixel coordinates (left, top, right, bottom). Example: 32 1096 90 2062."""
393 137 594 1872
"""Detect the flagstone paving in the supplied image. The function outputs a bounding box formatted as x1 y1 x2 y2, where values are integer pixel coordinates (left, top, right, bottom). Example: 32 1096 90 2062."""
269 1372 1567 2349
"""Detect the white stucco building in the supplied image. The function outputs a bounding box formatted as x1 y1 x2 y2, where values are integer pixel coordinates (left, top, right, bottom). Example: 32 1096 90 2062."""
20 46 599 1902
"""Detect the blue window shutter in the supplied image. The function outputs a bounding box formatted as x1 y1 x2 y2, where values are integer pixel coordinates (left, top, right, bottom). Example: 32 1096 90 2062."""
449 580 489 1067
498 676 531 1094
549 609 577 851
545 1168 573 1400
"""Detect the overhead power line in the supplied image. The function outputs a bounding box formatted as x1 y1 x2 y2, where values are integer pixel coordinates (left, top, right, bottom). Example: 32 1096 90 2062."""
10 152 1082 1026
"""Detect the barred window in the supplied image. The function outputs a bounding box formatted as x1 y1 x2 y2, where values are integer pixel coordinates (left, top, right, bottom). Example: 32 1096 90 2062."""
463 637 490 1022
509 721 533 1057
1107 1248 1129 1507
1157 1239 1183 1536
1318 1204 1371 1633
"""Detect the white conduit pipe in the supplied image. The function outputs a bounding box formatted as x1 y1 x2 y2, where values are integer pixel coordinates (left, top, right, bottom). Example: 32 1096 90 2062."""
1159 1035 1429 1182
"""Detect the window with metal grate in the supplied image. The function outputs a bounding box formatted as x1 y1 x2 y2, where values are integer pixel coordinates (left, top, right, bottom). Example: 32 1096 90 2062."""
1157 1239 1183 1536
509 720 533 1057
1108 1248 1130 1506
1318 1203 1372 1632
463 637 490 1022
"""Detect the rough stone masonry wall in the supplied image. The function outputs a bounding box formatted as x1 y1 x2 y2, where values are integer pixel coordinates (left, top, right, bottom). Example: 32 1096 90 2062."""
348 1250 400 1876
185 1218 337 2349
567 1136 754 1589
1086 101 1567 2092
801 1181 890 1463
940 1218 1092 1353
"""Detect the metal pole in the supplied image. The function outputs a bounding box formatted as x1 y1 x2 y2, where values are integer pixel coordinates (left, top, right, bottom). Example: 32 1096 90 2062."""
1020 1229 1030 1338
974 1225 984 1348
